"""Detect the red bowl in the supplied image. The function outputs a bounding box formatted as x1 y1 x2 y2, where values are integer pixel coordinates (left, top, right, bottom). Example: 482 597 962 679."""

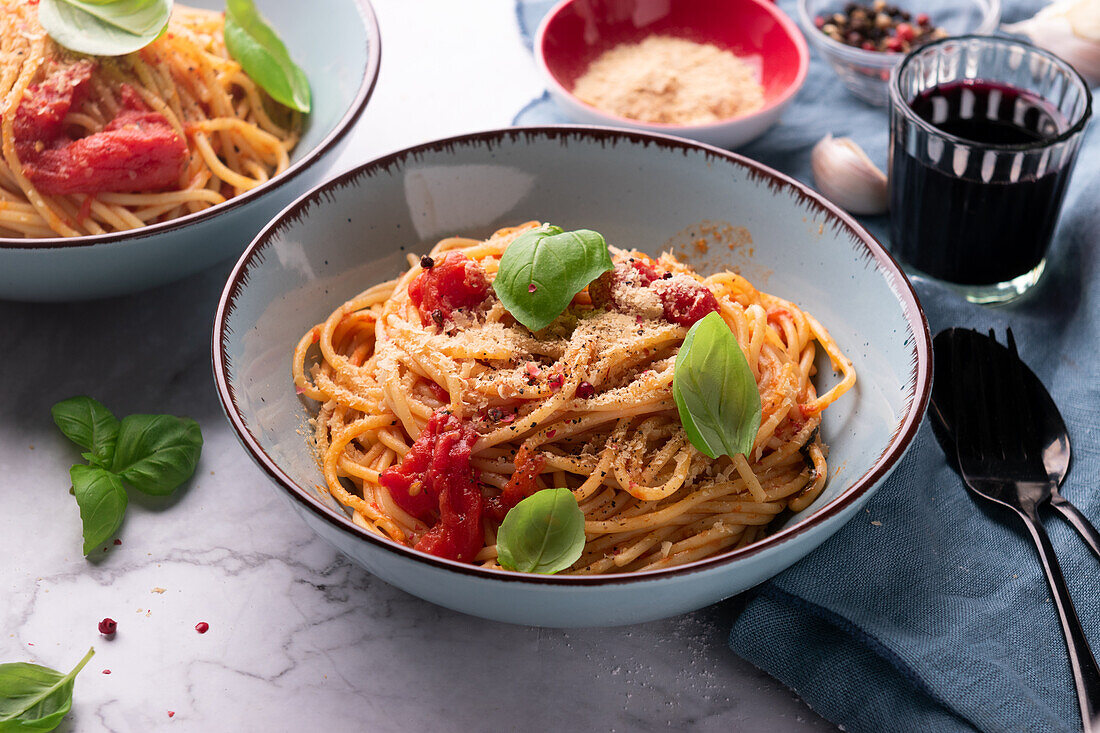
536 0 810 147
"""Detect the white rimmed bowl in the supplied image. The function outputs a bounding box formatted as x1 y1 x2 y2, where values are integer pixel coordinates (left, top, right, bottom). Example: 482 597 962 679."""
213 126 932 627
0 0 380 302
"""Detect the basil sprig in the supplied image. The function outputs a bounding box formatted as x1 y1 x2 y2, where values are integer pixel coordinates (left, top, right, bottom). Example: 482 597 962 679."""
39 0 173 57
224 0 311 113
52 397 202 555
0 647 94 732
492 225 614 332
496 488 586 574
673 312 762 460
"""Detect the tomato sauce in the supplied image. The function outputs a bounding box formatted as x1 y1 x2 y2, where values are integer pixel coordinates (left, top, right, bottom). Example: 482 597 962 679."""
14 64 187 196
407 252 490 327
379 411 484 562
486 445 544 523
658 281 719 327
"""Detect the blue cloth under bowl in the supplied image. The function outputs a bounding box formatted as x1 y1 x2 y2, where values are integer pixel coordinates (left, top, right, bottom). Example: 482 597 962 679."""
515 1 1100 730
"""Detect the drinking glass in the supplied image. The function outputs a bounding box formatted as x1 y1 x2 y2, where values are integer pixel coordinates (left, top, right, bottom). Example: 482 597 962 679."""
888 35 1092 304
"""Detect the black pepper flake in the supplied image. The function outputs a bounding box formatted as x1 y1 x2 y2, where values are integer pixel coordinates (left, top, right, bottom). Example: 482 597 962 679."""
420 255 435 269
431 309 444 326
662 272 673 279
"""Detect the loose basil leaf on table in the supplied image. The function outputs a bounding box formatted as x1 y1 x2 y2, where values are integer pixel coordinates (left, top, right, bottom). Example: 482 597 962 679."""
497 488 586 574
39 0 172 57
224 0 311 113
673 311 762 459
493 225 614 332
110 414 202 496
0 647 94 732
70 465 128 555
51 396 119 470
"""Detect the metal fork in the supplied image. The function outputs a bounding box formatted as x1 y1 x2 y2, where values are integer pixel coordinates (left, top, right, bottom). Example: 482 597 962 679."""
950 328 1100 732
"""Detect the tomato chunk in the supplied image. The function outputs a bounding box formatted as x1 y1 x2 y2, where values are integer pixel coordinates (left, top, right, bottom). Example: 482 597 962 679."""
16 68 187 196
486 445 545 523
407 252 490 327
658 279 720 327
379 411 484 562
20 84 187 196
13 60 96 163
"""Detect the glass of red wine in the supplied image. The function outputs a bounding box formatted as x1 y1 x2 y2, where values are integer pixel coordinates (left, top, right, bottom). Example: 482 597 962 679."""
888 35 1092 304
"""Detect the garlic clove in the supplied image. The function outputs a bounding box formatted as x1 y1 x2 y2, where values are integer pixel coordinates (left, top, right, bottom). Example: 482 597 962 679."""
810 134 889 216
1004 0 1100 87
1066 1 1100 41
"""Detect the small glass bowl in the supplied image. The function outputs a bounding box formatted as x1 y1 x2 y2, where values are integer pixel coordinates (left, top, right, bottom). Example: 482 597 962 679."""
797 0 1000 105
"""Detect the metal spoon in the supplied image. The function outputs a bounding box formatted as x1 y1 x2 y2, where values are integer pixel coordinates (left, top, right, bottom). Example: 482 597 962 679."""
929 329 1100 559
931 327 1100 732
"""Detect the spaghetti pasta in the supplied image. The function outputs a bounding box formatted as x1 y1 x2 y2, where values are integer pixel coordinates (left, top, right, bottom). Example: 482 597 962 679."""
293 223 856 574
0 1 301 238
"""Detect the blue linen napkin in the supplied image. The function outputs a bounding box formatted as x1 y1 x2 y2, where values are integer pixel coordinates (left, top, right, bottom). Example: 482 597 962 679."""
514 2 1100 730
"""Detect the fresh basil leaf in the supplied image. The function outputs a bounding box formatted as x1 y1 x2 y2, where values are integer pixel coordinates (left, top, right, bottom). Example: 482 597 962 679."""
110 414 202 496
70 465 127 555
224 0 310 113
51 397 119 469
0 647 94 732
492 225 614 332
673 311 762 460
497 488 586 574
39 0 172 57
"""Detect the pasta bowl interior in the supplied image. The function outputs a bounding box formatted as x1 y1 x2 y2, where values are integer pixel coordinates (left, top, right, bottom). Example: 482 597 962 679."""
214 127 931 628
0 0 379 302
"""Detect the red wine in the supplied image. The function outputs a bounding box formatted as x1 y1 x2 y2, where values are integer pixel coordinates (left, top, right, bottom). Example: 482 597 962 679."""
890 81 1071 286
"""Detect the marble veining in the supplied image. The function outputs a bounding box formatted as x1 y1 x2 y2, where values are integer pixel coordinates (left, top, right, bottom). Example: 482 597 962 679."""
0 1 834 730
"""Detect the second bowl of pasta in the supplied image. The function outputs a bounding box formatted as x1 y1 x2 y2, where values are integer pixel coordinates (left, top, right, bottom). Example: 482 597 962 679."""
0 0 380 301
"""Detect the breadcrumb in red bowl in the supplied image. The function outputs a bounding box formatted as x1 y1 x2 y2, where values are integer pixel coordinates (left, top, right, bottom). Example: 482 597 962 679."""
535 0 809 148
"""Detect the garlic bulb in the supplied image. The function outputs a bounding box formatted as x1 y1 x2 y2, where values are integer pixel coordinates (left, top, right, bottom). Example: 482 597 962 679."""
810 135 889 216
1004 0 1100 87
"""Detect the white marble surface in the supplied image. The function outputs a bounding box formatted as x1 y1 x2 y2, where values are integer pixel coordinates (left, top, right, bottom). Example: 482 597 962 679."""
0 2 836 730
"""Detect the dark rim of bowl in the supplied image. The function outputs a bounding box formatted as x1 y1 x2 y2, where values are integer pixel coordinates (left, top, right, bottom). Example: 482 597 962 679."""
888 34 1093 152
0 0 381 251
535 0 811 130
212 125 933 587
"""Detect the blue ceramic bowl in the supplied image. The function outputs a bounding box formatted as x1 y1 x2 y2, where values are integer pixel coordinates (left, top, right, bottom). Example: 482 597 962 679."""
0 0 380 302
214 127 932 628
